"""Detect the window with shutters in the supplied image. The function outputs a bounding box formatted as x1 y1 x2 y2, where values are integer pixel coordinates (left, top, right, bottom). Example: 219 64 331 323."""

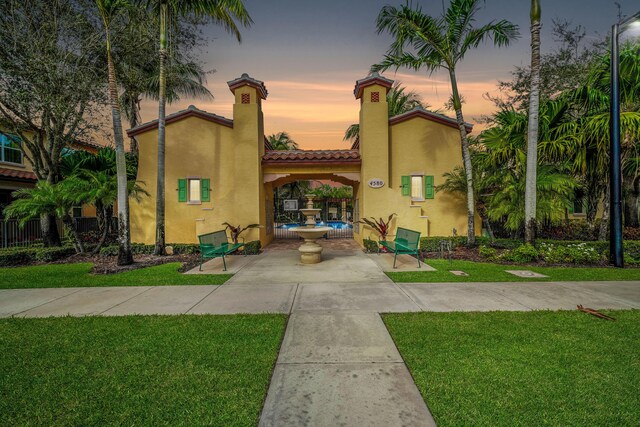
178 178 210 204
401 175 435 200
188 179 201 203
411 176 423 201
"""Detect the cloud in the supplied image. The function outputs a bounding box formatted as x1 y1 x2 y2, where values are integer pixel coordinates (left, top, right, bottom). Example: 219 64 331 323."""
137 71 502 149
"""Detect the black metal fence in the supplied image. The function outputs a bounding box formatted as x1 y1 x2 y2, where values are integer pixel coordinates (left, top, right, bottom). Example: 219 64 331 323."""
0 217 116 248
273 196 354 239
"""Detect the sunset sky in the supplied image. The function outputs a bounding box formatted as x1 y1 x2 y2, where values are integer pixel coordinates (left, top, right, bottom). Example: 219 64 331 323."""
138 0 638 150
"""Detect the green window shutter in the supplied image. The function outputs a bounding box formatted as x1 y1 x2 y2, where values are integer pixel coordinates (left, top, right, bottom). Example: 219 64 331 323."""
201 178 210 202
178 179 187 202
424 175 434 199
568 203 574 214
401 176 410 196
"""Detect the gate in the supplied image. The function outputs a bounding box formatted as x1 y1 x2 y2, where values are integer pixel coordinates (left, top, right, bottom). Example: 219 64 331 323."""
273 196 354 239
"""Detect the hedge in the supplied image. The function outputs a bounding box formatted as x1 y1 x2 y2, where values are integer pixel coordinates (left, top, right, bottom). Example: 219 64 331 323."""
0 247 76 266
419 236 521 252
419 236 640 260
99 241 262 256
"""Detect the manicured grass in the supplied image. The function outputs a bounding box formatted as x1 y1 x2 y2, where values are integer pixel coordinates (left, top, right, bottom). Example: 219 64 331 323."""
383 311 640 426
387 259 640 282
0 262 232 289
0 315 286 426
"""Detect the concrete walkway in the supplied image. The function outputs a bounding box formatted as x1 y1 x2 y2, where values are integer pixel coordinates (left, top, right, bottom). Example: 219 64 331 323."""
1 247 639 426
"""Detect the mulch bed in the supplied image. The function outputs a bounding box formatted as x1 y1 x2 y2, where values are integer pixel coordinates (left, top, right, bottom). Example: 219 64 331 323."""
61 253 201 275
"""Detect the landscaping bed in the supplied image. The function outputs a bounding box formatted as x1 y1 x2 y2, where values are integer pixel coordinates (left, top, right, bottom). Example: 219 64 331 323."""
0 262 232 289
383 310 639 426
1 315 287 426
0 240 261 272
387 259 640 282
64 252 201 274
365 236 640 268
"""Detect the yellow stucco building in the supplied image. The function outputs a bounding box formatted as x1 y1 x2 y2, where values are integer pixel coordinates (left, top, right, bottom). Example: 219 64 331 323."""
128 73 479 247
0 128 99 217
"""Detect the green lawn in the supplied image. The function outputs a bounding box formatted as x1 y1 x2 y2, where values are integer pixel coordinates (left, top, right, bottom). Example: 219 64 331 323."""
0 315 286 426
387 259 640 282
0 262 232 289
384 311 639 426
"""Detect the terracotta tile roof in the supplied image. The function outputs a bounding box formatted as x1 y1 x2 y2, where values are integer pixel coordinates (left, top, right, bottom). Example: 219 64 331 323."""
227 73 269 99
127 105 233 137
0 167 37 181
263 149 361 164
354 72 394 99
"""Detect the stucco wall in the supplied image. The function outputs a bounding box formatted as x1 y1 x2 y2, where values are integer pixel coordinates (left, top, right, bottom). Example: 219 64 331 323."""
130 116 238 244
354 85 475 244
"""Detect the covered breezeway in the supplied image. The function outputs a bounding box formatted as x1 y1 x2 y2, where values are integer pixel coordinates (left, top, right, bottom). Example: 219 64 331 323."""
262 149 361 245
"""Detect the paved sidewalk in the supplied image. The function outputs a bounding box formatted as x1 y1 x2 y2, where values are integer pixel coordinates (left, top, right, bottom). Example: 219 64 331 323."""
1 247 639 427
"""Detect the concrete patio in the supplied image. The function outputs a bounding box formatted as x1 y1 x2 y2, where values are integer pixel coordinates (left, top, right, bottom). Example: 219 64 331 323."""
2 245 639 427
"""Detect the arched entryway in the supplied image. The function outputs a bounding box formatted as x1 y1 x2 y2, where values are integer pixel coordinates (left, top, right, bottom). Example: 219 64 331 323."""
261 149 361 246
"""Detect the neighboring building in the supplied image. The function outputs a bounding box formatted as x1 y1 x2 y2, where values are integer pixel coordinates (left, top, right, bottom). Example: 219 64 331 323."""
0 128 101 217
128 73 478 247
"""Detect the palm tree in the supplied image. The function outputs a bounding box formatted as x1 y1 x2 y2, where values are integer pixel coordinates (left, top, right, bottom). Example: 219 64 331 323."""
372 0 519 245
481 100 579 235
566 43 640 235
95 0 134 266
488 165 577 233
343 82 427 142
268 131 298 150
116 5 213 154
152 0 252 256
438 141 497 239
524 0 541 244
70 170 148 253
61 148 147 253
4 181 86 253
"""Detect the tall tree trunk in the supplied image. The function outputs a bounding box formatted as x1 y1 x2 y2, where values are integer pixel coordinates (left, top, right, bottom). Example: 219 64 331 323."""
154 1 168 256
62 215 84 253
42 172 61 246
477 203 495 241
599 187 610 240
623 177 639 227
106 32 133 266
92 206 111 254
524 0 541 244
41 213 61 247
448 70 475 245
129 96 140 155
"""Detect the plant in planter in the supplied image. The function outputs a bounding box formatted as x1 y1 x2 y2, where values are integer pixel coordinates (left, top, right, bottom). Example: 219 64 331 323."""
222 223 261 244
356 214 396 241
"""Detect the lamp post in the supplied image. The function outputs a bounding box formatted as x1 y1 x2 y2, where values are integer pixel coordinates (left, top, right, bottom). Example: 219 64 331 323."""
610 11 640 268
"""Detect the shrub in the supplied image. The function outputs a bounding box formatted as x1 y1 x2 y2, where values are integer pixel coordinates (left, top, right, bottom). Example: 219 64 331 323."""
478 245 498 261
0 248 36 266
419 236 466 252
538 221 599 241
537 242 603 265
501 244 540 263
34 247 76 263
363 238 380 253
241 240 261 255
169 244 200 254
0 246 76 266
99 243 200 256
420 236 521 252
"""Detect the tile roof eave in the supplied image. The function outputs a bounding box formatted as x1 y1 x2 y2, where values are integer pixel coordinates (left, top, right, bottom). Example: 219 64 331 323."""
126 107 233 137
262 159 361 166
0 167 38 182
389 108 473 133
